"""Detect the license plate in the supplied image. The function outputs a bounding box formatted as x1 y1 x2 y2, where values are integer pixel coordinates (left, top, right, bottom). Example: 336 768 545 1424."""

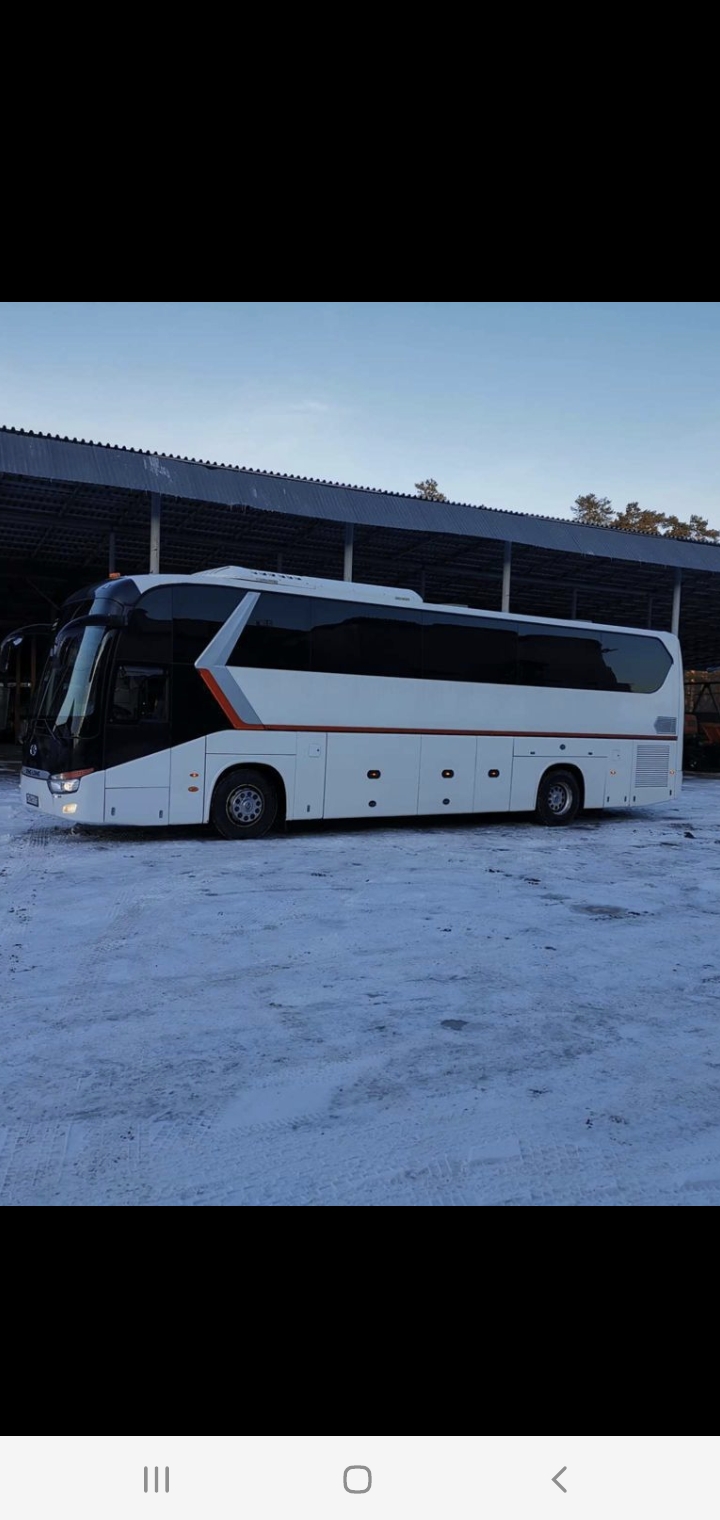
26 792 39 807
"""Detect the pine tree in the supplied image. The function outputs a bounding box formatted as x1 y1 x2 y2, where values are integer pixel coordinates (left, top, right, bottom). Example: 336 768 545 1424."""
415 479 447 501
663 513 720 542
613 502 667 534
572 493 615 526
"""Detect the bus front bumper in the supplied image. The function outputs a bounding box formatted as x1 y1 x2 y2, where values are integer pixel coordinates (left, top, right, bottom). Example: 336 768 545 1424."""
20 768 106 825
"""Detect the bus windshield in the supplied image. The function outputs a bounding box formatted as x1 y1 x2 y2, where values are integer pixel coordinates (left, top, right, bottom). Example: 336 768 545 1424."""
34 620 115 736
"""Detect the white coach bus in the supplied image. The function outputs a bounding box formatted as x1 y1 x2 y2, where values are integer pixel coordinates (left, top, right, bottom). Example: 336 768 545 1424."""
21 565 682 837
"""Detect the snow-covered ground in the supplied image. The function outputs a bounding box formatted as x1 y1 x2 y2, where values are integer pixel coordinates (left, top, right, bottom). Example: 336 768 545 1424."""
2 769 720 1207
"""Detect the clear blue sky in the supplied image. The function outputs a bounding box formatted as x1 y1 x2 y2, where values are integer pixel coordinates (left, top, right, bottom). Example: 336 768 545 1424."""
1 301 719 527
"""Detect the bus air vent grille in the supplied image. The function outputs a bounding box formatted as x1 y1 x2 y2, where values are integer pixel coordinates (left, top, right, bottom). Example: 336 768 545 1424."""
635 744 670 787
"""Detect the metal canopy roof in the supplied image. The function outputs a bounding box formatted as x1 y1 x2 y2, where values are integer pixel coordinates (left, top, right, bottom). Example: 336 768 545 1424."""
2 425 720 670
3 424 720 573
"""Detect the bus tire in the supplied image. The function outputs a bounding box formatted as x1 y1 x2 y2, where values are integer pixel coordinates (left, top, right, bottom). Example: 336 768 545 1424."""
535 767 581 827
211 768 279 840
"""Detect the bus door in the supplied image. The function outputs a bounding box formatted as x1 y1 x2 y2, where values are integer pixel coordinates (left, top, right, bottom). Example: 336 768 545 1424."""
104 660 171 823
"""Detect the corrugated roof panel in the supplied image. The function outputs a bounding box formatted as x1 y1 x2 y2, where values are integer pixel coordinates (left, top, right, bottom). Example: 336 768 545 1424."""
2 424 720 573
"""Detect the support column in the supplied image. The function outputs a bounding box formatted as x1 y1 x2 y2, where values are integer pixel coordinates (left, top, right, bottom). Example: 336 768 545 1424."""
108 530 116 576
671 568 682 636
646 594 654 628
149 492 162 574
501 541 512 612
570 588 578 619
343 523 354 581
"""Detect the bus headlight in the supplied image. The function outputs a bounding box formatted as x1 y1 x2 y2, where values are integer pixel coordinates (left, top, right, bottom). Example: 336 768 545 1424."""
49 776 80 793
48 768 94 794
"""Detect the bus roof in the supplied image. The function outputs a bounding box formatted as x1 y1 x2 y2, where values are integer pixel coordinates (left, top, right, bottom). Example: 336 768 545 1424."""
190 565 423 605
100 566 680 647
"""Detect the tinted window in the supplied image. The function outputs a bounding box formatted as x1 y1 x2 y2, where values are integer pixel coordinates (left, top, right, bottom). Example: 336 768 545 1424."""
171 664 235 745
173 585 247 665
118 586 172 664
231 593 311 670
516 627 618 689
311 600 423 678
423 613 517 683
600 631 672 693
221 589 673 696
516 623 672 693
110 665 169 724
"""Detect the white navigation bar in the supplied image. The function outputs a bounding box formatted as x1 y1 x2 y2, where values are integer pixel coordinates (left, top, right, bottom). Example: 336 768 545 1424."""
0 1435 708 1520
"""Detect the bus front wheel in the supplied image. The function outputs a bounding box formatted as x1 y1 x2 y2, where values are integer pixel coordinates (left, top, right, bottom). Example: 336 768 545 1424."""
211 768 279 840
535 768 581 827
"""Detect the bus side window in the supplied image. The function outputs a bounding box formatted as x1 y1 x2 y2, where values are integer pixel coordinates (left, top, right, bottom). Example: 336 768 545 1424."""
422 613 517 684
173 585 248 665
230 593 311 670
119 587 172 664
111 664 169 724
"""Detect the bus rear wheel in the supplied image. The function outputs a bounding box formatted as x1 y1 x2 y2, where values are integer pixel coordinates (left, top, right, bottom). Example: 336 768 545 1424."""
211 768 279 840
536 768 581 827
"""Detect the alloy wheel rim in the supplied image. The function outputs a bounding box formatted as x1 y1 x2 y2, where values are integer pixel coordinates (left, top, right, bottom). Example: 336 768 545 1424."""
227 785 264 826
547 782 572 815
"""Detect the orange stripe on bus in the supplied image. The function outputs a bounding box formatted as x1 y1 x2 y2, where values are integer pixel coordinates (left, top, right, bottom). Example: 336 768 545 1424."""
256 727 673 739
199 668 246 729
